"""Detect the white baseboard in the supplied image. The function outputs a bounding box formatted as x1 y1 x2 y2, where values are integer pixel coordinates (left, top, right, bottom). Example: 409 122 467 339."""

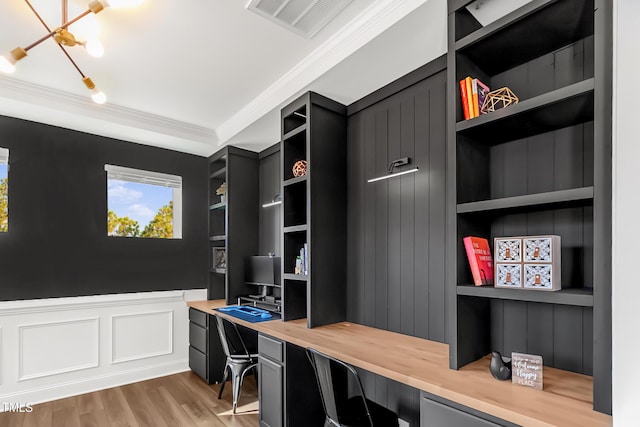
0 359 190 407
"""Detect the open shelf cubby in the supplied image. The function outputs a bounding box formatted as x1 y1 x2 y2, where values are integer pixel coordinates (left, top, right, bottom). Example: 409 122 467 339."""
447 0 611 414
280 92 347 327
207 146 259 303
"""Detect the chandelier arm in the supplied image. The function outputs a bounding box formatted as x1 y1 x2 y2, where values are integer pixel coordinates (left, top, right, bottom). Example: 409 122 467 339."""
22 9 92 52
57 45 86 78
23 0 86 78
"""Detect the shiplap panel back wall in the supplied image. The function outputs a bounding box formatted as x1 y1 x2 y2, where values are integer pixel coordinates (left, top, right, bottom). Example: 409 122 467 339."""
476 37 595 376
346 66 447 426
347 69 447 340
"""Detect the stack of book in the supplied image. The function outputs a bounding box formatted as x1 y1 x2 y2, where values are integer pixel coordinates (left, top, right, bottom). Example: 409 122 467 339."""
294 243 308 275
459 76 490 120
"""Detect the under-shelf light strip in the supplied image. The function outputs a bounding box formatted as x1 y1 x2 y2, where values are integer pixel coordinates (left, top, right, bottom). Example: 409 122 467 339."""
367 167 419 183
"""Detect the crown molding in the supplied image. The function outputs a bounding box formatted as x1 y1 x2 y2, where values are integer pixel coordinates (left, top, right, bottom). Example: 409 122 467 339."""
0 75 217 156
216 0 430 145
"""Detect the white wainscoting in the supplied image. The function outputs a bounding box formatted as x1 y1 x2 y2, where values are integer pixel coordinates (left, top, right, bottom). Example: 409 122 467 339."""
19 318 99 381
111 311 173 364
0 289 207 407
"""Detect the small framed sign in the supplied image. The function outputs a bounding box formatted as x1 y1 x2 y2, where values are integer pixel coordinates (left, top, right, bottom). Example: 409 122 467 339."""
511 352 543 390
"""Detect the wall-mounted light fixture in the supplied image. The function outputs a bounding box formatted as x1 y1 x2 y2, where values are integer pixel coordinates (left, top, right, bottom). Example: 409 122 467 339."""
367 157 418 183
262 194 282 208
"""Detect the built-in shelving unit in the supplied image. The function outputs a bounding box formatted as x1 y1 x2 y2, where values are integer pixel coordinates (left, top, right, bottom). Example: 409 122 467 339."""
208 146 259 303
446 0 611 414
280 92 347 327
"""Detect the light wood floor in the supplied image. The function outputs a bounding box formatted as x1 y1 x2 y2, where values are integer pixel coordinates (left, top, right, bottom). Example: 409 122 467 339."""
0 371 259 427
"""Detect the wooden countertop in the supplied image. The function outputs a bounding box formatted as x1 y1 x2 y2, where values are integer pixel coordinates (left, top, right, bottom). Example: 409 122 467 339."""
188 300 611 427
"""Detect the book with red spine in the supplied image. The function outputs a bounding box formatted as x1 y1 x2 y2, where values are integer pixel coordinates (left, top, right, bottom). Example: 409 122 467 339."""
459 78 470 120
465 76 475 118
463 236 494 286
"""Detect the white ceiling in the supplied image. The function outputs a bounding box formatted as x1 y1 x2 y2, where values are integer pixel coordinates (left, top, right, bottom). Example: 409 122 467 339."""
0 0 447 156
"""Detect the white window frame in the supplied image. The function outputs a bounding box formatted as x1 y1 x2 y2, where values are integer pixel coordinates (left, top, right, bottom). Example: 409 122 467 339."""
105 164 182 239
0 148 8 165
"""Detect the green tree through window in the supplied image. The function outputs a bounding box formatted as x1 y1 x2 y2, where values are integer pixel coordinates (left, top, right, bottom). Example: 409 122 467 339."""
0 177 7 232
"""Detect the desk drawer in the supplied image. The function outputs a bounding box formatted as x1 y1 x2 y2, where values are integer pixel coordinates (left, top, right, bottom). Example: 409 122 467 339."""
189 346 208 381
189 308 208 328
259 334 283 363
189 322 207 353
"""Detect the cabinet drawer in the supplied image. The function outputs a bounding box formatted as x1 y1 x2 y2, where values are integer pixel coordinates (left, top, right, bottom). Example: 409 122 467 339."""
420 393 516 427
259 333 283 363
189 322 207 353
189 308 208 328
189 346 208 381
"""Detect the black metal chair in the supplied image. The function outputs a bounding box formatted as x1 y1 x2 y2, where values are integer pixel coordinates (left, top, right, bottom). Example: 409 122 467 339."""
306 347 400 427
214 314 259 413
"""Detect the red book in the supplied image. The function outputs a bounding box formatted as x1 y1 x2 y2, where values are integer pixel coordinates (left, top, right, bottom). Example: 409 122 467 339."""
459 78 470 120
463 236 494 286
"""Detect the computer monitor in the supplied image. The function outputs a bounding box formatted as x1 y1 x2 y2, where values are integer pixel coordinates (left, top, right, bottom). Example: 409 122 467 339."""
245 256 281 286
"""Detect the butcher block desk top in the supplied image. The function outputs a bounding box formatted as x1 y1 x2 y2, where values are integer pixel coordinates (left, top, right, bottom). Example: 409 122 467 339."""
188 300 611 427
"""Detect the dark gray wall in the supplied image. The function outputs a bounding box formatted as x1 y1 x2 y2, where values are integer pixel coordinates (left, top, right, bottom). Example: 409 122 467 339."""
259 144 281 256
0 115 208 301
346 58 447 426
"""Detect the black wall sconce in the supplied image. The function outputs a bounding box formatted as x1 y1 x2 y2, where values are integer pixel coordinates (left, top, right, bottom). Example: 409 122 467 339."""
367 157 418 183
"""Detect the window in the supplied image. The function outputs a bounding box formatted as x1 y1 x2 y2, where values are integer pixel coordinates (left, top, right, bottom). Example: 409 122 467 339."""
105 165 182 239
0 148 7 233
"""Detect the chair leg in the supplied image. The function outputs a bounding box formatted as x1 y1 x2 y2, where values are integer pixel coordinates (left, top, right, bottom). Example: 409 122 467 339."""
218 363 230 400
230 363 258 414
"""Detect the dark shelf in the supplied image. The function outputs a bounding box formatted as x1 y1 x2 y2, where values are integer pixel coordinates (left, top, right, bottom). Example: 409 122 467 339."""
456 285 593 307
283 274 308 282
455 0 593 75
283 225 308 233
456 79 594 144
283 123 307 141
209 202 226 210
209 167 226 179
283 175 308 187
209 235 226 242
457 187 594 214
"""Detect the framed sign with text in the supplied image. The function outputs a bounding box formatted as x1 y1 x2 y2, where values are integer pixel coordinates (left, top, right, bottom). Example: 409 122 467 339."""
511 352 543 390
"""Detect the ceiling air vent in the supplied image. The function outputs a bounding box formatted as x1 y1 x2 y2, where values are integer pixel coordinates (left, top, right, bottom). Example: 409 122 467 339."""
246 0 354 39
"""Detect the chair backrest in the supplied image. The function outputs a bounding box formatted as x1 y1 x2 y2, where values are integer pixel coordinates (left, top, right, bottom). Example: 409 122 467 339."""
214 314 250 358
306 347 373 427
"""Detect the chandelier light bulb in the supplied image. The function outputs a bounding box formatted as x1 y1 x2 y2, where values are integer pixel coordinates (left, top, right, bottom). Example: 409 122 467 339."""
83 76 107 104
0 56 16 74
85 39 104 58
91 89 107 104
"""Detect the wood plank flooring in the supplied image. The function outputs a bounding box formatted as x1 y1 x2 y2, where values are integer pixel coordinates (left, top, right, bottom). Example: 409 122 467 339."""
0 371 259 427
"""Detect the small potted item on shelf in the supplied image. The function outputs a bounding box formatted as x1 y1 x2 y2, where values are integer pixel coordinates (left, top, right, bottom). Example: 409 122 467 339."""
216 182 226 203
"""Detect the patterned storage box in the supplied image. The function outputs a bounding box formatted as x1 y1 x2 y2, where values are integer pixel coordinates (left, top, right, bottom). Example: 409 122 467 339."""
524 264 558 290
494 235 561 291
524 236 559 263
496 264 522 288
495 238 522 262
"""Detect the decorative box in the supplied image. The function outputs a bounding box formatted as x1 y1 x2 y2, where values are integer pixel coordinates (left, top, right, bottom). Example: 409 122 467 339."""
496 264 522 288
524 236 560 263
495 238 522 262
494 235 561 291
524 264 559 291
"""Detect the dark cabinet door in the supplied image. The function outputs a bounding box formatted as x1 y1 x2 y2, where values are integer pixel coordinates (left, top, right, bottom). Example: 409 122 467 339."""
421 394 516 427
259 356 283 427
